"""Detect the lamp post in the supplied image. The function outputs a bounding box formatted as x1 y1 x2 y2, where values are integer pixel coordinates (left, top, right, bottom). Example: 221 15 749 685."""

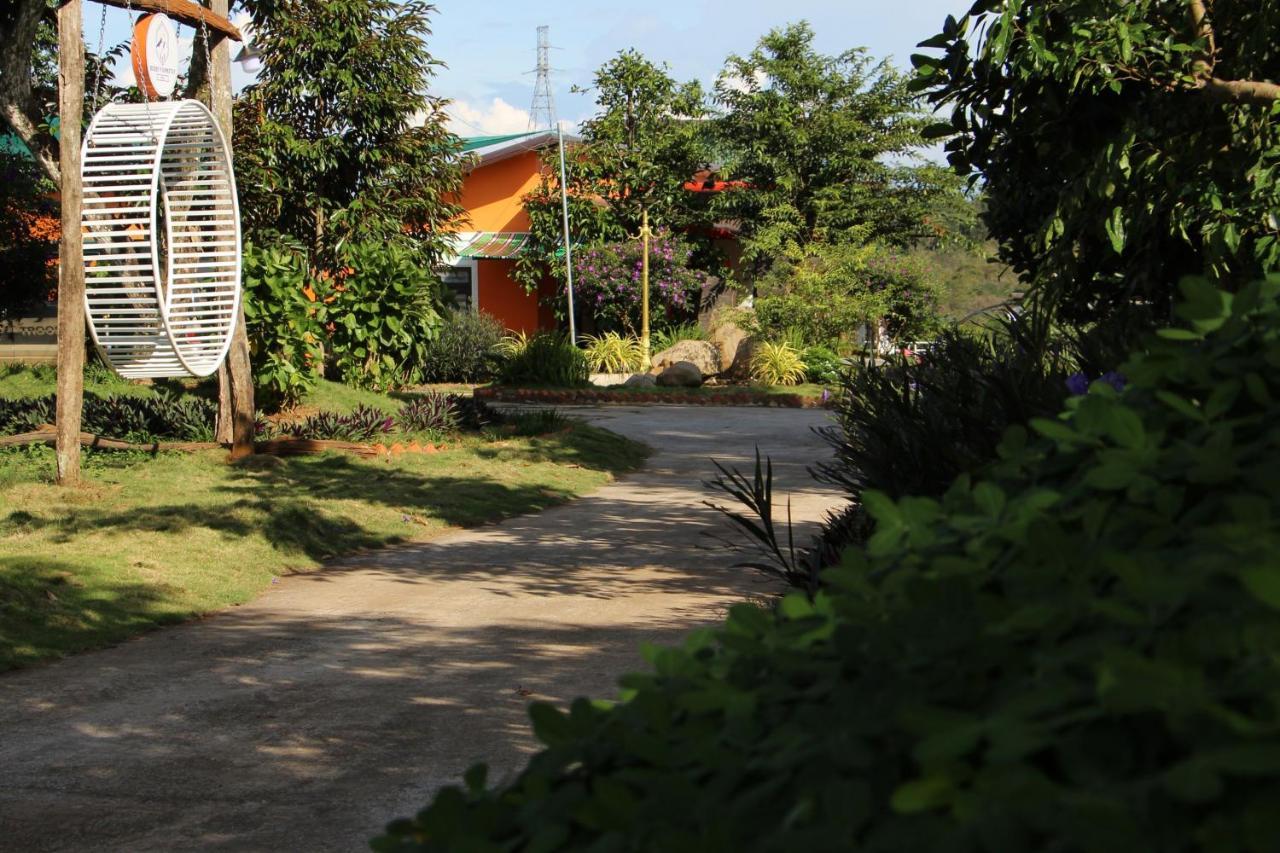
640 207 651 370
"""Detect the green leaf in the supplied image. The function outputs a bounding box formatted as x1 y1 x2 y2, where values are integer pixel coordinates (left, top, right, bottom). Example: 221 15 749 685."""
1240 567 1280 610
891 775 954 814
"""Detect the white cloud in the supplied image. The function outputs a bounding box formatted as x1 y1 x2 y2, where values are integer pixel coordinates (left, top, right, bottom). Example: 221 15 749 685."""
446 97 534 136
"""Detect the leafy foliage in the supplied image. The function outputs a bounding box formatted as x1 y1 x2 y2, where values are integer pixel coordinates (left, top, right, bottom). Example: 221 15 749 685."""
233 0 463 270
751 243 941 347
714 22 961 271
801 345 846 385
322 241 445 391
579 333 644 374
505 408 569 437
515 50 718 295
1 392 215 442
749 341 808 386
375 276 1280 853
279 404 394 442
0 153 57 323
913 1 1280 321
571 231 707 334
419 310 506 383
396 392 459 434
499 334 590 388
241 241 324 407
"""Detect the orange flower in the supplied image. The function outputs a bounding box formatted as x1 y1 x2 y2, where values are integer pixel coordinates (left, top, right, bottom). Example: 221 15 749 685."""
302 284 317 301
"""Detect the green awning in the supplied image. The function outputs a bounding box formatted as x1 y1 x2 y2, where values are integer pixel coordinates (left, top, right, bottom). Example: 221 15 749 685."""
459 132 543 153
457 232 531 259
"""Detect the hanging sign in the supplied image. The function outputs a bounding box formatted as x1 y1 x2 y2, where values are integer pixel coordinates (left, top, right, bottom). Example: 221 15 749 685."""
131 13 179 100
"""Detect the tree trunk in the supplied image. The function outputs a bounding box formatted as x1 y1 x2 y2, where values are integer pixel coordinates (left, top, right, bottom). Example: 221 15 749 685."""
55 0 85 485
204 0 256 457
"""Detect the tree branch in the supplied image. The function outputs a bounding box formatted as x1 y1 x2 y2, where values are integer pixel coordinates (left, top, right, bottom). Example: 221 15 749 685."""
0 0 59 182
1184 0 1278 104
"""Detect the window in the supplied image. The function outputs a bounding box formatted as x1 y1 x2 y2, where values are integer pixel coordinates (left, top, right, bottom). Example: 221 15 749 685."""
437 265 475 311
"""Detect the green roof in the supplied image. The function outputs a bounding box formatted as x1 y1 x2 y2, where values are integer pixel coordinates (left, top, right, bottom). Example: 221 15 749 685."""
459 131 544 153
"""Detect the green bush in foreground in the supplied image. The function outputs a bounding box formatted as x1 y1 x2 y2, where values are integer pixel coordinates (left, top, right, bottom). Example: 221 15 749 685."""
374 278 1280 852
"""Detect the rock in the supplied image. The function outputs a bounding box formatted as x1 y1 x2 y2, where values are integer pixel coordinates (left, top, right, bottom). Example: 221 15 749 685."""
623 373 656 388
651 339 720 376
709 321 754 378
656 361 704 388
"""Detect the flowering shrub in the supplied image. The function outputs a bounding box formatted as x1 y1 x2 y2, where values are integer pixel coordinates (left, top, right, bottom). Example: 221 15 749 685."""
571 230 706 334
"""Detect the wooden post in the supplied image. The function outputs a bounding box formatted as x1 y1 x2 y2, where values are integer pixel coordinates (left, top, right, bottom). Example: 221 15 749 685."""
55 0 85 486
206 0 255 458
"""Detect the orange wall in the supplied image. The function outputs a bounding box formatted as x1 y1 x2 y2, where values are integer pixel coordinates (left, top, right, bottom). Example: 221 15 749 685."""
477 260 541 334
458 150 544 232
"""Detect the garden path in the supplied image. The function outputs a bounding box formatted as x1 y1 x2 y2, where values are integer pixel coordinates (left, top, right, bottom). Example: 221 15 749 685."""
0 405 844 852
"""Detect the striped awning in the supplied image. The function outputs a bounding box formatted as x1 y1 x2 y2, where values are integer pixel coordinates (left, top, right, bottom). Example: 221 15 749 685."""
456 232 530 259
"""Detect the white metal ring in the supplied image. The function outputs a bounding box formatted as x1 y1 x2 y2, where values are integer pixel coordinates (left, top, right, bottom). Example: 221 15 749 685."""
81 100 242 378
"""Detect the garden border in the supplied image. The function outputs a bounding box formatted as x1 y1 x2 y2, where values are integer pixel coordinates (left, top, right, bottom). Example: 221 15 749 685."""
475 386 833 408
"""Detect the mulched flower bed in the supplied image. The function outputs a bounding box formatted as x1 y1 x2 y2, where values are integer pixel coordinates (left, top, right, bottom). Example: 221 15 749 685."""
475 386 833 409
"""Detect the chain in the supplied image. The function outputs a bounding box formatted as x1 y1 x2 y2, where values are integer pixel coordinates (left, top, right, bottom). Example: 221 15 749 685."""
90 2 109 114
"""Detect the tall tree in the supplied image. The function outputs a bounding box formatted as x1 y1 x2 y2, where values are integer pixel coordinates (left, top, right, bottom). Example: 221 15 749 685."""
713 22 951 269
233 0 463 267
915 0 1280 322
517 50 714 292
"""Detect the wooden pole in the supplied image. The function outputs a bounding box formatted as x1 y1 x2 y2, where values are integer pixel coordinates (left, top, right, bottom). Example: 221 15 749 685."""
55 0 86 486
205 0 256 459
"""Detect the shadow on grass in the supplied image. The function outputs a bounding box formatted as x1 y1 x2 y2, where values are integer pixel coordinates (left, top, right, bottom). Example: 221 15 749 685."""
0 556 175 672
8 425 647 565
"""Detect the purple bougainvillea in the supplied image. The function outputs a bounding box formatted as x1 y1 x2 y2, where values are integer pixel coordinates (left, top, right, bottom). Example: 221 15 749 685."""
570 229 706 333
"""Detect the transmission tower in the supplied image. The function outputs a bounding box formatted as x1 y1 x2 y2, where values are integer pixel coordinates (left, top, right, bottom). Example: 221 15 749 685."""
528 25 556 131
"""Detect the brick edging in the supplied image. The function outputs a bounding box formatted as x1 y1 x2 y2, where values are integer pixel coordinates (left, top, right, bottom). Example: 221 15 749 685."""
475 387 832 408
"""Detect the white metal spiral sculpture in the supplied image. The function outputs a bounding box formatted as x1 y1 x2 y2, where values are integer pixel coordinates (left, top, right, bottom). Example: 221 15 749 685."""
81 100 241 378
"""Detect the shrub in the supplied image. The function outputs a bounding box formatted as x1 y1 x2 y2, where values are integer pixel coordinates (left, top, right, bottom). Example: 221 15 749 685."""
750 243 941 348
571 230 707 334
397 393 459 434
494 330 531 360
580 332 644 373
281 404 394 442
322 240 446 391
0 392 216 441
374 277 1280 852
450 395 501 431
241 241 325 408
500 333 590 387
801 344 845 385
420 310 506 383
749 341 807 386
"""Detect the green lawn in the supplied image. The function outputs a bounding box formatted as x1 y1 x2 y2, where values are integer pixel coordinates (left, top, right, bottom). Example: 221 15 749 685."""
0 410 647 671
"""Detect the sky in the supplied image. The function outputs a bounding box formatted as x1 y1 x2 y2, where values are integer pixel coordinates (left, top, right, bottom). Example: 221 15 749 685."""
88 0 966 137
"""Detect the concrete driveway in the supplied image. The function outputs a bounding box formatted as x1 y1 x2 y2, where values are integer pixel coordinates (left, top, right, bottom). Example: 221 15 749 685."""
0 405 845 852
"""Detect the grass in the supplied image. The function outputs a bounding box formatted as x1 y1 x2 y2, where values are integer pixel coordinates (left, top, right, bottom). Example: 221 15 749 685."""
0 367 649 671
0 361 215 402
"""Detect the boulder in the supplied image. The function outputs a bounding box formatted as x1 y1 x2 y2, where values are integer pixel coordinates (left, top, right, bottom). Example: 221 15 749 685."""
710 321 754 378
656 361 704 388
651 339 720 377
623 372 656 388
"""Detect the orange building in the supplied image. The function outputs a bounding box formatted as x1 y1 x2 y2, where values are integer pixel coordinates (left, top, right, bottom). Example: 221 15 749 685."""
441 131 568 333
